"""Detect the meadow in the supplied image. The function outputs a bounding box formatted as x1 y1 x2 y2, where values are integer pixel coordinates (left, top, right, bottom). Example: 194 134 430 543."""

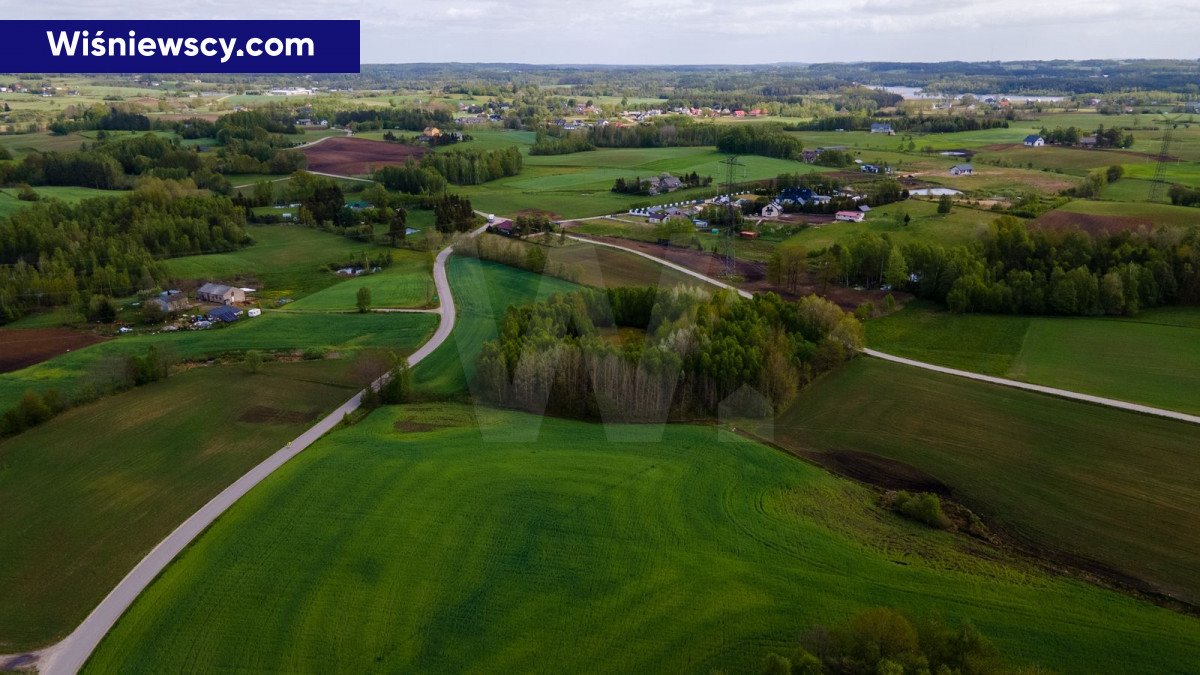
161 224 409 302
411 256 580 398
771 357 1200 607
0 185 126 218
481 234 709 289
866 302 1200 414
0 360 362 651
84 403 1200 674
280 254 437 311
0 311 437 411
452 131 825 218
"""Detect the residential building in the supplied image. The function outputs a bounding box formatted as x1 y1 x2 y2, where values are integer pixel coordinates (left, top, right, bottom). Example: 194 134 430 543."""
870 123 895 135
761 202 783 218
1023 135 1045 147
148 290 190 314
197 283 246 305
949 164 974 176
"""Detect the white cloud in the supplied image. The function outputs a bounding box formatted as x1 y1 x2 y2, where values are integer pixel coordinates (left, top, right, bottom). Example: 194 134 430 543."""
6 0 1197 62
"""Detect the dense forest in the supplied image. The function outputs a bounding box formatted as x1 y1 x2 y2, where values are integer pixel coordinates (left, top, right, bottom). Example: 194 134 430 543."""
0 180 250 323
476 287 862 421
830 218 1200 316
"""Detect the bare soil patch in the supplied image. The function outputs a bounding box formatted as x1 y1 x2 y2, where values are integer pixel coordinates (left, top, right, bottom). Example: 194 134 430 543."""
1034 210 1153 236
238 405 320 425
0 328 107 374
300 137 428 176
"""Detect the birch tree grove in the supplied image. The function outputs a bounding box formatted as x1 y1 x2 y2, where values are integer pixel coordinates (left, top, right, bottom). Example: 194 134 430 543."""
476 286 863 421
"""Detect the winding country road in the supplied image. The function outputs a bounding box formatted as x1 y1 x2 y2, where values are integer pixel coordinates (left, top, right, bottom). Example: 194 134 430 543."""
2 226 484 675
566 234 1200 426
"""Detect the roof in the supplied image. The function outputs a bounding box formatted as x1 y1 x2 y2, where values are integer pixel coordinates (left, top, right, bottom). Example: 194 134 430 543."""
197 282 234 296
951 164 974 171
207 306 241 322
836 210 863 217
1024 135 1043 142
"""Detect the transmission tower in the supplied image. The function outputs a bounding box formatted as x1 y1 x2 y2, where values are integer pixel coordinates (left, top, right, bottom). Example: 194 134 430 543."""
1148 114 1180 202
718 155 744 277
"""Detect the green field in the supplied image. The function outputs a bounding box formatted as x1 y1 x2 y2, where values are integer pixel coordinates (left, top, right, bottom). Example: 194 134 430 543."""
162 224 405 301
1053 199 1200 227
458 139 824 218
0 185 127 218
0 360 362 651
770 357 1200 606
411 256 580 397
867 302 1200 414
281 254 437 311
0 311 437 411
86 403 1200 673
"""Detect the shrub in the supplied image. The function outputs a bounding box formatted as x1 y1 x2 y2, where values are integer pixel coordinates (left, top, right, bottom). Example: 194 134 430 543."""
891 491 953 529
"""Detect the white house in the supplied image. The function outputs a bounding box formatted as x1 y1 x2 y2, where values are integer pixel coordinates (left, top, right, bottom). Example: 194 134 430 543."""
949 164 974 176
1023 135 1045 147
761 202 783 219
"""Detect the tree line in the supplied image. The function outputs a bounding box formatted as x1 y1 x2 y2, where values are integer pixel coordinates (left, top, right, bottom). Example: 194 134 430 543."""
475 287 863 421
0 180 250 322
827 217 1200 316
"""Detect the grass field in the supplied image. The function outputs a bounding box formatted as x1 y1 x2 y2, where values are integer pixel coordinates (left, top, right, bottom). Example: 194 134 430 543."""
0 311 437 411
0 185 126 218
85 403 1200 673
770 357 1200 606
162 224 406 302
411 256 580 397
0 360 362 651
866 302 1200 414
280 254 437 311
1054 199 1200 227
460 143 823 219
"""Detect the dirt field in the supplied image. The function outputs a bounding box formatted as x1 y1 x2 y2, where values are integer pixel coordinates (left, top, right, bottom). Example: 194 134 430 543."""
300 137 428 176
1033 210 1153 236
0 328 107 374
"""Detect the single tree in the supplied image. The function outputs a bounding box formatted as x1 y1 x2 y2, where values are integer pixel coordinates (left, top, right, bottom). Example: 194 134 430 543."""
356 286 372 313
937 194 953 214
388 207 408 247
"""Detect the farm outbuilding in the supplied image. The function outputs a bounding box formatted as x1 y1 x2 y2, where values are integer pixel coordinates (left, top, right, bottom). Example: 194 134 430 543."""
835 211 866 222
197 283 246 305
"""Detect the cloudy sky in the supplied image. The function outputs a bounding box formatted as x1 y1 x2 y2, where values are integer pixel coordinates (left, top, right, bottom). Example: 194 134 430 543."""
11 0 1200 63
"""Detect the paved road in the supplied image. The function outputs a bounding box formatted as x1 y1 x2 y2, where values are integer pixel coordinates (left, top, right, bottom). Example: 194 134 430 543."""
863 348 1200 425
565 234 752 299
7 227 484 675
565 234 1200 426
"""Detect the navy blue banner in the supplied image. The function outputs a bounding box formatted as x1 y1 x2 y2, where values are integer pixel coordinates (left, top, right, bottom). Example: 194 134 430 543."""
0 20 359 73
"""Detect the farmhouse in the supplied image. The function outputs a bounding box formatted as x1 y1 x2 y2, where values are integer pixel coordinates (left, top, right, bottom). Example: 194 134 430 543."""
778 187 814 205
1023 135 1045 147
761 202 783 218
835 210 866 222
950 164 974 176
197 283 246 305
148 290 191 314
870 123 895 135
